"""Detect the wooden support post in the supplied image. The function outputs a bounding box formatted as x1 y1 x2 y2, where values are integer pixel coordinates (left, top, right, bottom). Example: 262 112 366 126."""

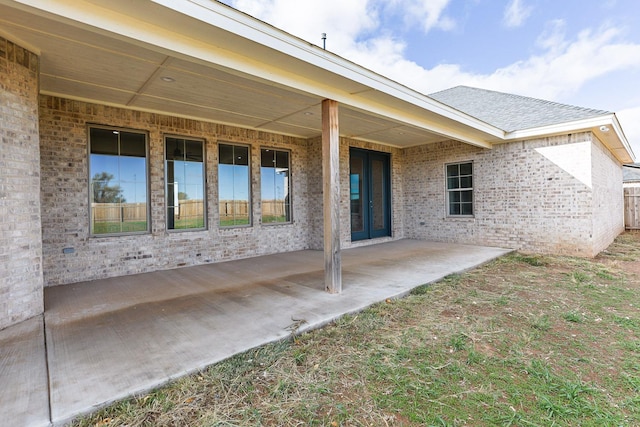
322 99 342 293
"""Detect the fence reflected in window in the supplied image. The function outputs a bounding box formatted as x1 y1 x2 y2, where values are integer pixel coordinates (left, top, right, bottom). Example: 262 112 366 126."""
219 144 250 227
89 127 148 235
261 148 290 224
165 137 205 231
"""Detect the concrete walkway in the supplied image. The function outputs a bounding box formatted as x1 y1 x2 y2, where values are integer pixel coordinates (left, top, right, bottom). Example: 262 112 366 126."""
0 239 510 426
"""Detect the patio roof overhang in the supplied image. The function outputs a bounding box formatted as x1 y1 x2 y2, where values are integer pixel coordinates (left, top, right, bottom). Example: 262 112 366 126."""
0 0 504 149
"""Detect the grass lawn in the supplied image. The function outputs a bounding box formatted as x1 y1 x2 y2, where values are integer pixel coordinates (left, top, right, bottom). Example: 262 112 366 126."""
72 233 640 426
92 221 147 234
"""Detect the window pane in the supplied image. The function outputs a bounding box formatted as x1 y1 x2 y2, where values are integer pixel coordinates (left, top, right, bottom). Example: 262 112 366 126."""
261 148 290 223
166 138 182 161
460 190 473 203
120 132 146 157
447 177 459 190
449 191 461 203
185 140 203 162
261 149 274 167
219 144 251 227
459 162 472 176
460 176 472 189
166 138 204 230
461 203 473 215
276 150 289 169
261 167 276 200
449 203 461 215
90 128 148 235
90 128 118 155
446 164 459 177
219 144 234 164
235 146 249 166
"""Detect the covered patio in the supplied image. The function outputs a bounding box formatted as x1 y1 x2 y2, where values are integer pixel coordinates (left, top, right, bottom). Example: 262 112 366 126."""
1 240 509 426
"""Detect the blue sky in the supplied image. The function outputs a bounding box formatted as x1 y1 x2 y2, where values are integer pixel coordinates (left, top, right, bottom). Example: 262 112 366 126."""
221 0 640 159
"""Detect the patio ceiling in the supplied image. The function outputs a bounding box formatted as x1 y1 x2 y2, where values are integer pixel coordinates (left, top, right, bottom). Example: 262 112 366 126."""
0 0 503 148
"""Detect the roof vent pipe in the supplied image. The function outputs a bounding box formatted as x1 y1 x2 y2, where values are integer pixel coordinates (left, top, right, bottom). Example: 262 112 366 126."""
322 33 326 50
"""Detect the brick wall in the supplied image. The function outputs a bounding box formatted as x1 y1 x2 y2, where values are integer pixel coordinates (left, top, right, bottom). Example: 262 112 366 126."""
403 133 605 256
591 134 624 256
39 96 312 286
0 37 43 329
38 94 625 287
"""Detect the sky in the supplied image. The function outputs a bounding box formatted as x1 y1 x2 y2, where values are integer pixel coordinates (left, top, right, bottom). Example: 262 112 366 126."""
220 0 640 160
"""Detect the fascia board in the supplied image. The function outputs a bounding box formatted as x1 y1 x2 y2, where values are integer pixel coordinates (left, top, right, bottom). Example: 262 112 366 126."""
611 113 636 162
505 114 635 164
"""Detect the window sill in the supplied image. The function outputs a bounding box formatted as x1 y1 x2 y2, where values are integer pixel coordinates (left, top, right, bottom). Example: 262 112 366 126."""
261 221 293 226
167 227 207 233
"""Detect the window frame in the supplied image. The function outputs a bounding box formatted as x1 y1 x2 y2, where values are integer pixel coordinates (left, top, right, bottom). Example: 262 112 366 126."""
164 135 207 232
88 124 150 237
260 147 292 225
445 161 474 218
218 142 252 228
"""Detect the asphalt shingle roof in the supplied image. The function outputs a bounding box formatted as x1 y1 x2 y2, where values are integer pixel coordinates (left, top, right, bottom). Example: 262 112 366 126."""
429 86 611 132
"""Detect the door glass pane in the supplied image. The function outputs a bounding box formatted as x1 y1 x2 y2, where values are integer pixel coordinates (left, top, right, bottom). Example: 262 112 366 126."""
372 158 385 230
350 156 364 233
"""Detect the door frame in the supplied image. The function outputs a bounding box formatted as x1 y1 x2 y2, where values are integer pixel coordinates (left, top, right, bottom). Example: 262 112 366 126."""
349 148 391 241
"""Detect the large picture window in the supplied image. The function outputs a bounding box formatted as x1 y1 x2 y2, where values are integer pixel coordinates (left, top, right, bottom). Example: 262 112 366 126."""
218 143 250 226
260 148 290 224
166 137 205 230
446 162 473 216
89 126 148 235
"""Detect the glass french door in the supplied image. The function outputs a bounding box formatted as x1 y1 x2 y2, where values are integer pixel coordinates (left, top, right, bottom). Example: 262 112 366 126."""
349 148 391 241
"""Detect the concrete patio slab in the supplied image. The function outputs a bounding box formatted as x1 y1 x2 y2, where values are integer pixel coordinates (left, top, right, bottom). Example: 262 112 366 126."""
0 316 50 427
1 239 510 426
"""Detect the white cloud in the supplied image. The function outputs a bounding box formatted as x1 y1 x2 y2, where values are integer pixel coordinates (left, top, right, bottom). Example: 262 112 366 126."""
503 0 534 28
228 0 377 51
475 26 640 100
536 19 568 51
385 0 456 33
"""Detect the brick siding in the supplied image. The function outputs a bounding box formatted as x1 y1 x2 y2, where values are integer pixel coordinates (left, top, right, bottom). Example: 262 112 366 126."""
0 37 43 329
39 96 312 286
38 94 625 287
403 132 621 256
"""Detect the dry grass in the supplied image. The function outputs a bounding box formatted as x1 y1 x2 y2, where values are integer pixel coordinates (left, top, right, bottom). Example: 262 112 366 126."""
74 233 640 426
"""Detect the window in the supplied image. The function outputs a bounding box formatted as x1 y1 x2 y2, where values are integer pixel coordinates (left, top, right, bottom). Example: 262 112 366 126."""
89 126 148 235
446 162 473 216
166 137 205 230
218 143 250 226
260 148 290 223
